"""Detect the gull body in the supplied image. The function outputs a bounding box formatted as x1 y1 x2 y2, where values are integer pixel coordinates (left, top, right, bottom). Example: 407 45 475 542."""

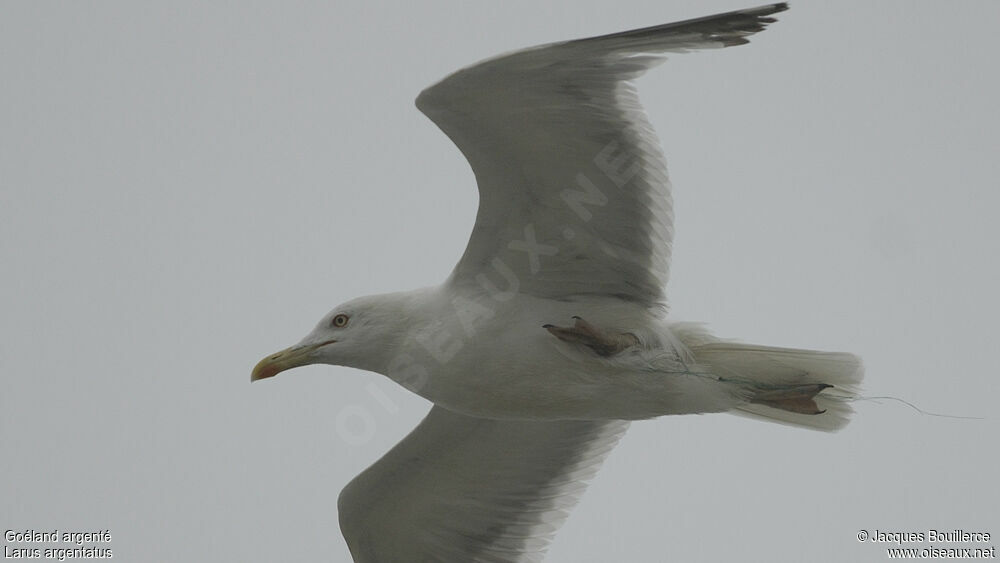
289 286 730 421
252 4 864 562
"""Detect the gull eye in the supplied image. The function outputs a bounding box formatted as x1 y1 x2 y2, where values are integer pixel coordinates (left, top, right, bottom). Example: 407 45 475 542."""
331 314 349 328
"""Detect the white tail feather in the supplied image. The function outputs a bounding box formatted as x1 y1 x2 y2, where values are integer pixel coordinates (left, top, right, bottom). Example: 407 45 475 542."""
672 323 864 432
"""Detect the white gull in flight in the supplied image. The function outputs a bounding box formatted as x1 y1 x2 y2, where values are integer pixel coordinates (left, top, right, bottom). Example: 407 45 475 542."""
252 3 862 561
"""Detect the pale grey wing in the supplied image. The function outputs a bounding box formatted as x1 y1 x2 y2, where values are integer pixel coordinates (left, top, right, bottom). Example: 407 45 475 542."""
418 3 788 305
338 406 628 563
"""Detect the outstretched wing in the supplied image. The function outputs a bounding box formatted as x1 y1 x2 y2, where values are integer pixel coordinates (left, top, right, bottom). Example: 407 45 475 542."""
338 406 628 563
418 3 788 306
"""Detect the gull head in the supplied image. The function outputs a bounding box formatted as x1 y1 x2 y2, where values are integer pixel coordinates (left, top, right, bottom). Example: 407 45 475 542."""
251 293 412 382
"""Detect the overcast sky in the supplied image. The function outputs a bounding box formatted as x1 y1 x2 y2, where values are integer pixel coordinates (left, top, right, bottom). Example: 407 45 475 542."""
3 2 998 562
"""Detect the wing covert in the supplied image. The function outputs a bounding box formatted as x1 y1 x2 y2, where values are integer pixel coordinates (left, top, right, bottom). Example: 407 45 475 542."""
338 406 628 563
418 3 788 305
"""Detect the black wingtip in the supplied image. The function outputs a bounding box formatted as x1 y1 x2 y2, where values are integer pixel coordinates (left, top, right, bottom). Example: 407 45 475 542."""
742 3 789 16
571 1 790 50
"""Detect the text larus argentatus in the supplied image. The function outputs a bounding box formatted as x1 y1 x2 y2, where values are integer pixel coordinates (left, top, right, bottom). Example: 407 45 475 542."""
252 4 863 562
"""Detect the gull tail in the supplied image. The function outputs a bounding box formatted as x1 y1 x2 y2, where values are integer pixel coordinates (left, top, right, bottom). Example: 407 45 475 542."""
672 324 864 432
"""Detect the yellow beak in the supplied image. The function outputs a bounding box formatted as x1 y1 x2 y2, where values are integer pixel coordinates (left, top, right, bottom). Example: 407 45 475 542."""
251 340 334 382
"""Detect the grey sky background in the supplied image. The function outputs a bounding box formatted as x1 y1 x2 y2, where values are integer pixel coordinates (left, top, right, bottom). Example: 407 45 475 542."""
3 2 998 562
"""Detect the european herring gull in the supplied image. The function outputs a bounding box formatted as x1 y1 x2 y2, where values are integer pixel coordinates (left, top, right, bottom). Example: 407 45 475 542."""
252 3 863 561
